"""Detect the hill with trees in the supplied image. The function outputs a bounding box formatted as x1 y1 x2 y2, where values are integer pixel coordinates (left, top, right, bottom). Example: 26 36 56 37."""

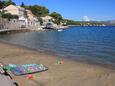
0 0 15 9
50 12 63 25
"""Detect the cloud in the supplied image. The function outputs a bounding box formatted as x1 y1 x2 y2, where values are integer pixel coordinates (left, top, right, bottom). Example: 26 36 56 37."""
83 16 90 21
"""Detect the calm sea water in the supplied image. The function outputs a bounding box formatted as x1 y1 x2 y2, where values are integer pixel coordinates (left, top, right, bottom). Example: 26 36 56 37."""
0 26 115 67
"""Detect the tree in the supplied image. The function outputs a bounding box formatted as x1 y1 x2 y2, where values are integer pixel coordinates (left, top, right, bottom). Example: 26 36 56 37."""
5 0 16 6
21 2 25 7
2 13 18 20
50 12 63 25
0 0 16 8
63 19 81 25
0 1 5 9
28 5 49 17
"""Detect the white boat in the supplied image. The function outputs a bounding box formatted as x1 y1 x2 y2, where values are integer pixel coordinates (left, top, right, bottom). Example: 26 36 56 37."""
57 29 63 32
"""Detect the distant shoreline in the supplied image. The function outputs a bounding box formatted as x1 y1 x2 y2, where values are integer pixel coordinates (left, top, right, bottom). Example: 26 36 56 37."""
0 25 115 35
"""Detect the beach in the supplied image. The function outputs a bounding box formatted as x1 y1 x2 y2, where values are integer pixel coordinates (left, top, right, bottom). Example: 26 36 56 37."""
0 42 115 86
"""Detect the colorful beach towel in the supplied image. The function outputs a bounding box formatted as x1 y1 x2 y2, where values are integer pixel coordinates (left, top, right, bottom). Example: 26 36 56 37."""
4 64 48 76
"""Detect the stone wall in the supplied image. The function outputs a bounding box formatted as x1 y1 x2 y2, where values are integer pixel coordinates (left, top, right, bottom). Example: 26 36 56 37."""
0 18 40 30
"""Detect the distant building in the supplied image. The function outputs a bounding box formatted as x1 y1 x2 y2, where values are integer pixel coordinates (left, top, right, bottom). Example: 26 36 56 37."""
26 9 36 20
3 5 39 29
4 5 27 20
3 5 28 27
26 9 40 28
41 16 55 25
41 16 57 29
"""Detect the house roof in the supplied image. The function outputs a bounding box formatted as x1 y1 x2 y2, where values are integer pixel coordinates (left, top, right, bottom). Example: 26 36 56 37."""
41 16 53 20
26 9 36 17
4 5 25 11
4 5 17 10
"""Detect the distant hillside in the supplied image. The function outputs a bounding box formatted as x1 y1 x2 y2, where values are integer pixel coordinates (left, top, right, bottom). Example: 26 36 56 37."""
100 20 115 26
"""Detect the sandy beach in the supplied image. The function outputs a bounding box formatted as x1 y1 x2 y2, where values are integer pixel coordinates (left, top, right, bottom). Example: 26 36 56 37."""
0 42 115 86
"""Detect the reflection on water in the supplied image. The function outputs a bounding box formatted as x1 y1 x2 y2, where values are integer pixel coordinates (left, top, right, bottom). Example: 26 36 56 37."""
0 26 115 66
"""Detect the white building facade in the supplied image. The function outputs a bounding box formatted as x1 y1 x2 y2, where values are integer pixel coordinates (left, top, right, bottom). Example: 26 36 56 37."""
3 5 39 29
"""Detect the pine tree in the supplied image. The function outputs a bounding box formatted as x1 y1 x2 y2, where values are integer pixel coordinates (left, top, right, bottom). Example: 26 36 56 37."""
21 2 25 7
5 0 16 6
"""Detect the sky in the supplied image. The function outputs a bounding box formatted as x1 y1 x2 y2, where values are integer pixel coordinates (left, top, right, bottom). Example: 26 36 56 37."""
12 0 115 21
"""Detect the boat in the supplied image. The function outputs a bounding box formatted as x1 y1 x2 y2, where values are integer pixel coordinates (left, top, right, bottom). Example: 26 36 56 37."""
57 29 63 32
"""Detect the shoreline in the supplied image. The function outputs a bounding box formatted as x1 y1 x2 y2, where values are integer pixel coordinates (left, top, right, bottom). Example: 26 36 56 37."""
1 38 115 70
0 38 115 70
0 38 59 57
1 42 115 86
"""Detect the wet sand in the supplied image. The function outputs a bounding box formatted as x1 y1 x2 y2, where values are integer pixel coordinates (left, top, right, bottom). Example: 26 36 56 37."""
0 42 115 86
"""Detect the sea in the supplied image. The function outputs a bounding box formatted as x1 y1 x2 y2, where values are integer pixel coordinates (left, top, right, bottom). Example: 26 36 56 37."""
0 26 115 67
